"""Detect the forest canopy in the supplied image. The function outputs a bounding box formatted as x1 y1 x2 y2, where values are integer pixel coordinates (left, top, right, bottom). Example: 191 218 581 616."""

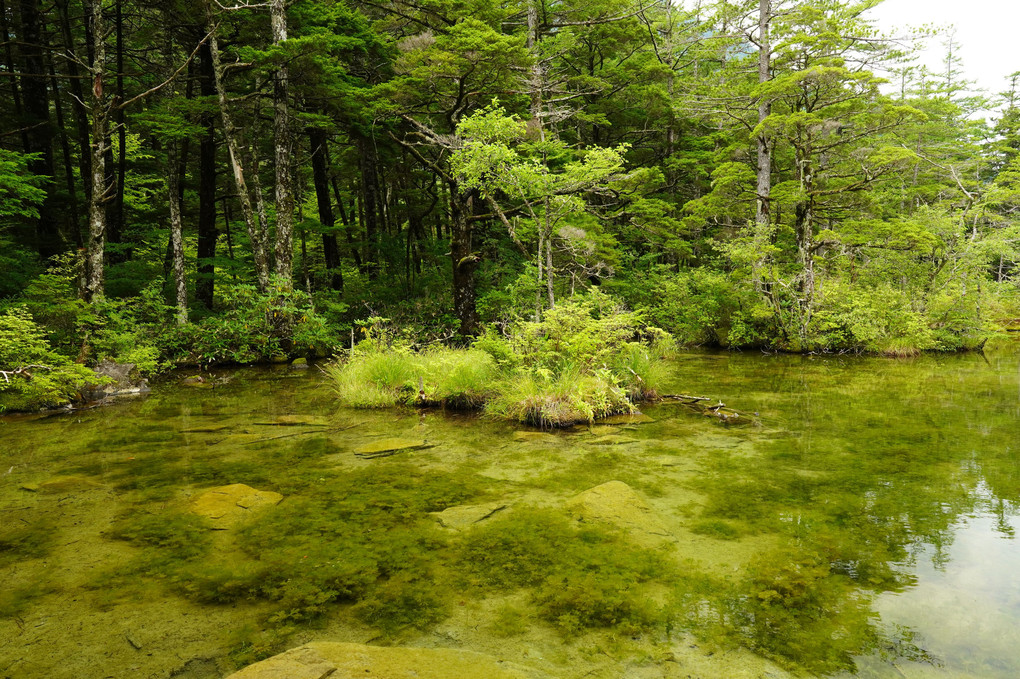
1 0 1019 391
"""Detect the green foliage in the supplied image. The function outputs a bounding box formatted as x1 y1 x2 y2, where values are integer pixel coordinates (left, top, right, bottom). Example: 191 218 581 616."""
330 293 668 425
0 306 98 411
0 148 46 220
174 277 339 365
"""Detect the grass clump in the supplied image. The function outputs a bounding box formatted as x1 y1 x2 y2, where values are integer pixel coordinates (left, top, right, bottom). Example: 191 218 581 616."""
458 507 673 634
329 292 672 426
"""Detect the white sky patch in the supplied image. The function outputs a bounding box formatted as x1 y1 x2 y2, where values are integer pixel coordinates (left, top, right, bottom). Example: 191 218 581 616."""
867 0 1020 116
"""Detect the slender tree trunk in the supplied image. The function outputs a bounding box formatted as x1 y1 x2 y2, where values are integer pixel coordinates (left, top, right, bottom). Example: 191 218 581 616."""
309 128 342 290
107 0 125 250
1 0 29 153
358 137 379 276
196 40 216 308
166 140 188 323
47 47 81 246
755 0 772 233
270 0 293 285
449 181 479 336
19 0 60 257
206 13 269 290
85 0 109 301
56 0 92 215
330 170 364 271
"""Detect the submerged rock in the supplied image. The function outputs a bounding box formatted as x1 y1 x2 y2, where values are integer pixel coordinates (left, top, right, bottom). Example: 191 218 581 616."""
431 502 508 530
189 483 283 529
353 438 432 458
588 435 639 446
225 642 546 679
512 431 558 443
565 480 674 546
20 475 106 494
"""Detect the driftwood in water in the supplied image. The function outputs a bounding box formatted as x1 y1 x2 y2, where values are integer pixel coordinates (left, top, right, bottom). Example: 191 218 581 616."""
655 394 758 426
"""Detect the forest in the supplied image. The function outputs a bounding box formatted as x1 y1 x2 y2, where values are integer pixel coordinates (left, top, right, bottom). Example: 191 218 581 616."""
2 0 1020 411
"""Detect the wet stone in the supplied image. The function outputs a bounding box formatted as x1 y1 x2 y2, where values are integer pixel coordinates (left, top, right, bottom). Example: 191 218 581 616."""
353 438 432 458
431 502 508 530
565 480 675 546
225 641 548 679
589 435 639 446
21 476 106 494
189 483 283 529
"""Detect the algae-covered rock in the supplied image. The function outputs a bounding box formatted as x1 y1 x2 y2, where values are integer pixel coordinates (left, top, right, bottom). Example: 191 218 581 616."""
431 502 507 530
565 480 674 546
20 475 106 494
588 435 639 446
189 483 282 529
512 431 557 443
597 412 654 425
353 438 432 458
291 357 309 368
225 642 547 679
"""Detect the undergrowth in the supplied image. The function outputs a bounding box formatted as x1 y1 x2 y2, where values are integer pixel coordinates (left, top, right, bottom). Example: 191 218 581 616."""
327 293 673 426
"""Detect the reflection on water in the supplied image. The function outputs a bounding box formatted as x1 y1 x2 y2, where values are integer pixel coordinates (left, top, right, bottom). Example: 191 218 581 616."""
0 346 1018 678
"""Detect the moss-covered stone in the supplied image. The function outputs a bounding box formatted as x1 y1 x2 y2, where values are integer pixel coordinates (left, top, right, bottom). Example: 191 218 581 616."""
226 642 549 679
189 483 283 529
564 480 674 546
431 502 507 530
353 438 432 458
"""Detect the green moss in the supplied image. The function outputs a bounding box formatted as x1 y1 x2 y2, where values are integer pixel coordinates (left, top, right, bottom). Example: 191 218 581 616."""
489 602 531 637
0 518 56 565
106 511 211 561
689 519 746 540
458 507 674 634
0 583 50 618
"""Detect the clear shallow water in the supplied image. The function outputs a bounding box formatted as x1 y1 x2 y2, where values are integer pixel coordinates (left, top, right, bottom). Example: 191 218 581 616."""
0 347 1018 678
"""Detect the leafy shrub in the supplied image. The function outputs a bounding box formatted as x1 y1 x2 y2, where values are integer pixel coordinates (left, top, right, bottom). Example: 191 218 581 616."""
0 306 98 411
329 292 667 425
173 277 339 365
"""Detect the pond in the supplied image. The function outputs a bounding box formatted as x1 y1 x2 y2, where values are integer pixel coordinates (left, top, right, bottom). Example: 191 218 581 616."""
1 346 1018 678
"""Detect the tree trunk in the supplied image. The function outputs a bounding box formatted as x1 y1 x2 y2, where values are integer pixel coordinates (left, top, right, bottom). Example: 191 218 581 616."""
755 0 772 233
358 136 379 277
47 47 81 247
309 128 342 290
270 0 293 286
196 39 217 308
449 181 479 336
1 0 28 153
206 12 269 290
108 0 125 251
84 0 109 301
166 140 188 323
18 0 60 257
56 0 92 215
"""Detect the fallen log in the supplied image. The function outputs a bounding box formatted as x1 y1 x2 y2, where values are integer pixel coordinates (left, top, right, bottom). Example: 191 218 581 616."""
654 394 759 426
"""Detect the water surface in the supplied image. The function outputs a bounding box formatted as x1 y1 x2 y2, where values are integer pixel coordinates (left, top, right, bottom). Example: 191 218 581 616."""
1 347 1018 678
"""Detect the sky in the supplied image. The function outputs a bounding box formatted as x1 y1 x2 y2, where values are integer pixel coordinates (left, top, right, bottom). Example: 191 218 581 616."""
867 0 1020 115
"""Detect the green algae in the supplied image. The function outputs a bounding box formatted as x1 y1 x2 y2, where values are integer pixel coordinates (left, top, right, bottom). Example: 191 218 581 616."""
1 350 1019 678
